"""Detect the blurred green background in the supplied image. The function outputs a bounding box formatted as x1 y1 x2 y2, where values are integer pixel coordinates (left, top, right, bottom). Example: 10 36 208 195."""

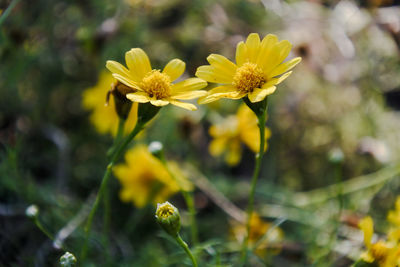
1 0 400 266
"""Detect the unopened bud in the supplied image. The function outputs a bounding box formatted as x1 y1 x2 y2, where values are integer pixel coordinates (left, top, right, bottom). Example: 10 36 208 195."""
60 251 77 267
109 81 134 120
155 202 181 237
149 141 164 160
25 205 39 219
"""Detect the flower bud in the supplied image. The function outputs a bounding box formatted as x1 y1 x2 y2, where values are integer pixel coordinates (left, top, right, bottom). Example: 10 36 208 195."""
60 251 77 267
155 201 181 237
108 81 134 120
25 205 39 219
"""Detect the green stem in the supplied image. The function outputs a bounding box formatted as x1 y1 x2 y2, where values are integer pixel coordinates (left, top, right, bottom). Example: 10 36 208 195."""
80 121 144 261
182 191 199 245
34 217 55 242
240 99 268 266
175 234 198 267
0 0 21 26
157 150 199 245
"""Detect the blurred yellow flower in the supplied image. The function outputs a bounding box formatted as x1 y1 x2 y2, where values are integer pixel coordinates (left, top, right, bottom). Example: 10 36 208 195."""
106 48 207 110
230 213 283 256
209 104 271 166
113 145 192 208
82 72 138 136
388 197 400 227
359 216 400 267
197 33 301 104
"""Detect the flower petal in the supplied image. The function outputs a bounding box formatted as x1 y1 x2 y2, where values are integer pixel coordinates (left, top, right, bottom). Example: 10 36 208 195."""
106 60 131 78
172 78 207 92
198 85 245 104
112 74 141 90
262 40 292 74
359 216 374 248
235 41 248 67
169 100 197 110
207 54 237 77
125 48 152 81
171 90 207 100
163 59 185 82
209 137 227 156
267 57 301 79
126 92 151 103
248 86 276 103
255 34 278 68
262 71 292 88
245 33 261 63
150 99 169 106
196 65 233 84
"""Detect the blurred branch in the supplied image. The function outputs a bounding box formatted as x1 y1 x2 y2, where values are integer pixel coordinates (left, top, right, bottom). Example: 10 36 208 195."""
293 164 400 207
183 163 246 224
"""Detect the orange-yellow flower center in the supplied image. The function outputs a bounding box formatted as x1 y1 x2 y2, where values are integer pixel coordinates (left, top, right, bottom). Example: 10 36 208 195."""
233 62 265 93
156 203 175 219
140 70 171 99
370 241 390 263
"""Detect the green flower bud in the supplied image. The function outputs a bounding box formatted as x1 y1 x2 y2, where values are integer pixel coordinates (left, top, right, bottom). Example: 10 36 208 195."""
155 202 181 237
108 81 134 120
59 251 76 267
148 141 164 160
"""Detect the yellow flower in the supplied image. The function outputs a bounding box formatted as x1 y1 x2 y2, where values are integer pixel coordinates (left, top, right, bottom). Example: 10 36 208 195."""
359 216 400 267
196 33 301 104
82 72 138 136
106 48 207 110
113 145 191 208
209 104 271 166
230 213 283 256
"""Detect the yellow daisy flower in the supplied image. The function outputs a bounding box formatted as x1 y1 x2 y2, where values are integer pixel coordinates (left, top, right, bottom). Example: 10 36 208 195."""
106 48 207 111
230 213 283 256
113 145 191 208
209 104 271 166
82 72 138 136
197 33 301 104
359 216 400 267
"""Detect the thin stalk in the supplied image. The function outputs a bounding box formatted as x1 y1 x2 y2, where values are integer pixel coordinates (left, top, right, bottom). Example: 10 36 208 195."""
81 121 144 261
157 151 199 245
0 0 21 26
182 191 199 245
34 217 54 242
175 234 198 267
240 102 268 266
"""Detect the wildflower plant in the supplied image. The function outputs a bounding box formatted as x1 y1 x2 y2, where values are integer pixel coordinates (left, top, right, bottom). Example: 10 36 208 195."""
197 32 301 264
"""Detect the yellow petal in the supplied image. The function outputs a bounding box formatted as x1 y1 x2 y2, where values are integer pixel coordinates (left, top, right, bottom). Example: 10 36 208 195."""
198 85 244 104
169 100 197 110
262 40 292 74
150 99 169 106
172 78 208 92
209 137 227 156
256 34 278 67
126 92 151 103
125 48 152 81
248 87 270 103
236 41 248 67
106 60 131 78
245 33 261 63
196 65 234 84
171 90 207 100
226 141 242 166
267 57 301 79
163 59 185 82
359 216 374 248
112 74 141 89
207 54 237 77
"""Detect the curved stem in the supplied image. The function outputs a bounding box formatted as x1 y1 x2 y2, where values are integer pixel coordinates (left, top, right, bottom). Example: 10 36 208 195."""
240 100 268 266
182 191 199 245
80 121 144 261
175 234 198 267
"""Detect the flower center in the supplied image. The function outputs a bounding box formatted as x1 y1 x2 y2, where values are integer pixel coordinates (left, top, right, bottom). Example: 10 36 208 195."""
370 241 390 262
233 62 265 93
140 70 171 99
156 203 175 219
